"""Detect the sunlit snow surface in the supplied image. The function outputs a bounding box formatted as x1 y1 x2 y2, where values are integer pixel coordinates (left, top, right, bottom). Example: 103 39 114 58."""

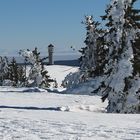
0 65 139 140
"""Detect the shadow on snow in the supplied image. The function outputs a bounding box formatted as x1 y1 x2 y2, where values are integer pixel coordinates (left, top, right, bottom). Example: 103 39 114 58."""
0 105 62 111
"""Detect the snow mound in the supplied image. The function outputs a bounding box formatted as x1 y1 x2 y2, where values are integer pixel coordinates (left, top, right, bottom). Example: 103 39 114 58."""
22 87 46 92
0 86 46 93
60 105 106 113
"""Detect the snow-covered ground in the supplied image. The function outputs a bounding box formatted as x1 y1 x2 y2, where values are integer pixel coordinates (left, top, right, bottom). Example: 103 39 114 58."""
45 65 78 90
0 65 140 140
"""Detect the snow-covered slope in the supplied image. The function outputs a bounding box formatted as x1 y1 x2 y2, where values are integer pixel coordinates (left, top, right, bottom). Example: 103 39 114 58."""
45 65 78 90
0 65 139 140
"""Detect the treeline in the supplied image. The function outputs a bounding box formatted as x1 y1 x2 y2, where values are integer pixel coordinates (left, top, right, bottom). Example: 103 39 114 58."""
0 48 57 88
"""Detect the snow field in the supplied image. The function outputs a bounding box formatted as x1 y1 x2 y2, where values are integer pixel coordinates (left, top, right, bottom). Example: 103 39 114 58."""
0 104 140 140
0 65 139 140
45 65 78 90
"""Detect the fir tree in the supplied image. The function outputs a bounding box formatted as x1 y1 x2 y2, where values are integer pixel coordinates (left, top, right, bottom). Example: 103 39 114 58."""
0 56 9 86
9 57 18 86
80 16 104 78
100 0 140 113
63 16 106 90
19 47 54 88
123 0 140 113
9 57 25 86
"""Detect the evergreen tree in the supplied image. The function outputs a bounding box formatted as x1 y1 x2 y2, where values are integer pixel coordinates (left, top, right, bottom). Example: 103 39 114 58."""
79 16 104 77
100 0 140 113
0 56 9 86
8 57 18 86
63 16 106 90
17 64 26 86
9 57 25 86
19 47 54 88
123 0 140 113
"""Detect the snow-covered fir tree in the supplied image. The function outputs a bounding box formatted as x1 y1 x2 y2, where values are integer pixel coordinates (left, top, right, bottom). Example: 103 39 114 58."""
122 0 140 113
63 16 105 89
0 56 9 86
80 16 105 77
99 0 140 113
19 47 54 88
80 16 98 71
8 57 25 87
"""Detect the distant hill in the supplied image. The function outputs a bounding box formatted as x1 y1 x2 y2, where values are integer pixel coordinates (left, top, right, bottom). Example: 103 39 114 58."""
6 54 80 67
55 59 79 67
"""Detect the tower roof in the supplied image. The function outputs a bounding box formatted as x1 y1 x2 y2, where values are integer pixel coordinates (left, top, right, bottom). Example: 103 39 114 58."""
48 44 54 48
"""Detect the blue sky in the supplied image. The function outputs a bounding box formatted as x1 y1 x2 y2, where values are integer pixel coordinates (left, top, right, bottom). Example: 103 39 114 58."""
0 0 139 56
